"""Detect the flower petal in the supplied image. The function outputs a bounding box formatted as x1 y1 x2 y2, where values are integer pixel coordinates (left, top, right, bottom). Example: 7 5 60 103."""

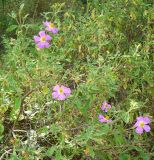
99 118 106 123
137 116 144 121
46 35 52 41
44 42 50 48
108 104 111 108
34 36 40 43
107 119 112 122
134 121 140 127
53 85 60 92
98 114 104 119
101 101 111 112
37 42 45 49
46 27 52 32
61 86 71 96
51 28 58 34
101 106 105 111
104 108 108 112
102 101 107 106
143 125 151 132
39 31 46 37
143 117 150 124
57 94 66 101
43 21 50 27
52 92 58 99
135 127 143 134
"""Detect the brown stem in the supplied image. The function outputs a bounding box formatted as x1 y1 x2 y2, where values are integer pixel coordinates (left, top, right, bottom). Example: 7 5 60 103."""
12 88 36 130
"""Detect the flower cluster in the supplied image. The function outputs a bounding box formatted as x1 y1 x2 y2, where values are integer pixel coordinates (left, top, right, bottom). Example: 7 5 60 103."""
98 101 151 135
98 101 112 123
34 21 58 49
33 23 152 136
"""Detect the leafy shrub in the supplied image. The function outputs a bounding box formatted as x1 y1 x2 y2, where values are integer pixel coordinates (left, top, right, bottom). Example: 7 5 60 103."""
0 0 153 159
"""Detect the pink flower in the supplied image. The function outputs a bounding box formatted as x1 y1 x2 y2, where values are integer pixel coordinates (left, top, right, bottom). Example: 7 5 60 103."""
52 85 71 101
101 101 111 112
43 21 58 34
134 116 151 134
98 114 112 123
34 31 52 49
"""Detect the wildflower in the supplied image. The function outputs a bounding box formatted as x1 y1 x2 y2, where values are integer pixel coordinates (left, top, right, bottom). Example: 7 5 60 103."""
43 21 58 34
52 85 71 101
34 31 52 49
98 114 112 123
101 101 111 112
134 116 151 134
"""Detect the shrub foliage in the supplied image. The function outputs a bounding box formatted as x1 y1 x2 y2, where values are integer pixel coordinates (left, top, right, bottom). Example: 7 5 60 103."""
0 0 153 159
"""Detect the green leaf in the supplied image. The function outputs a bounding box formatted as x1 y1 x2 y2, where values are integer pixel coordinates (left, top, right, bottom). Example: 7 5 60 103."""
89 147 95 158
55 150 62 160
139 152 150 160
14 97 21 110
121 112 130 123
10 97 21 120
114 133 126 145
37 126 49 137
6 25 18 32
76 97 92 115
0 136 4 142
0 123 4 135
94 125 110 137
119 153 130 160
2 0 5 9
75 127 94 142
19 3 24 12
46 146 57 157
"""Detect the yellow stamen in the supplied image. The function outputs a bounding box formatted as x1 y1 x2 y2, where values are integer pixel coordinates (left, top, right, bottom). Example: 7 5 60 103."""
49 23 54 29
139 121 145 127
105 116 109 120
59 88 63 94
41 36 46 42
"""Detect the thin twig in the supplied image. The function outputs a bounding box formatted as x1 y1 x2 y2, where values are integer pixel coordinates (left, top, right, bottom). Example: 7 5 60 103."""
13 129 27 133
12 88 37 130
32 0 40 19
12 82 52 130
0 149 12 160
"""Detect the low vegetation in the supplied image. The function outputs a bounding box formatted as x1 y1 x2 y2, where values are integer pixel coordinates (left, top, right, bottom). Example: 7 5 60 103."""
0 0 153 159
